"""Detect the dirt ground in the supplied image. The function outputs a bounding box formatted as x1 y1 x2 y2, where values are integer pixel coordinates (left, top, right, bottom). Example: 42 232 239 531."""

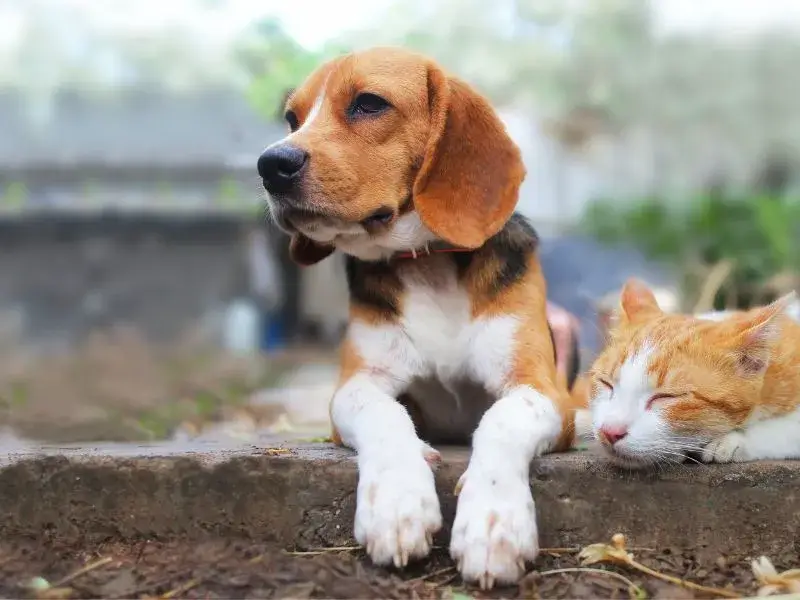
0 332 786 598
0 538 781 599
0 327 336 443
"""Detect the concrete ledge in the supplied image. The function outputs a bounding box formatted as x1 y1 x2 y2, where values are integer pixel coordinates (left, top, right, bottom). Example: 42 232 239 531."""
0 441 798 559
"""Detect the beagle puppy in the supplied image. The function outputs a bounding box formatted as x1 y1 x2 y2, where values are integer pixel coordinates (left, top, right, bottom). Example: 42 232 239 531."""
257 47 583 589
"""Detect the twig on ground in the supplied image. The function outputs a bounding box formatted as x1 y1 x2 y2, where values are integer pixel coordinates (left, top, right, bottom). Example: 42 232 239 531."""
579 533 739 598
539 546 655 556
160 578 201 599
409 566 456 583
628 558 739 597
53 557 113 587
36 587 74 599
737 596 800 600
539 547 580 555
434 573 459 588
536 567 645 598
284 546 364 555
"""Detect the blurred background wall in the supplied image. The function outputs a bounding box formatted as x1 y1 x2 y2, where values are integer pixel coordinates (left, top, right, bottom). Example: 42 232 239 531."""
1 0 799 442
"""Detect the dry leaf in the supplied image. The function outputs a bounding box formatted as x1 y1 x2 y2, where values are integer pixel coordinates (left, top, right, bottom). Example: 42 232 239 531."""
264 447 292 456
751 556 800 596
38 588 74 599
578 533 634 566
579 534 738 598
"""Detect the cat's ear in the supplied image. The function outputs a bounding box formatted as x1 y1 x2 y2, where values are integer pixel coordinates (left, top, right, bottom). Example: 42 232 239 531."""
618 278 663 325
727 292 796 376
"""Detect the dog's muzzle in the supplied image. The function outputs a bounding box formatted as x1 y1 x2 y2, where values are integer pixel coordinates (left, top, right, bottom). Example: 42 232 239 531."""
257 143 308 196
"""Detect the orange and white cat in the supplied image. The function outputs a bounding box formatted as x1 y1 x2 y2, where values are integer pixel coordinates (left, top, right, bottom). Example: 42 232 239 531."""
587 279 800 468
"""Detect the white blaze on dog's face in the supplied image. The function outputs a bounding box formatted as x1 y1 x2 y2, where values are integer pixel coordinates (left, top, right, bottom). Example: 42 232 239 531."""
256 47 525 265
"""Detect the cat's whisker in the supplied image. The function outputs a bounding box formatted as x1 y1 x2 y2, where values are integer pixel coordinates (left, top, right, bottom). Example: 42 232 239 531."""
657 450 696 464
655 458 674 470
671 443 709 454
682 454 703 466
650 449 683 463
669 443 706 453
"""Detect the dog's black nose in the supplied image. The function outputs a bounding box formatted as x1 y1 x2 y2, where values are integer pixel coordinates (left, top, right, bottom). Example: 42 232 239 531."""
257 144 308 193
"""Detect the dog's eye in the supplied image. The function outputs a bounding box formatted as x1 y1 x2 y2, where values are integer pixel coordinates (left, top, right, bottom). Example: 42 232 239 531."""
285 110 299 132
361 209 395 227
351 93 390 117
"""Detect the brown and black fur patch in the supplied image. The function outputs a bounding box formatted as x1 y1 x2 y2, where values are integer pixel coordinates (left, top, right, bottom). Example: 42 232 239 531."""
460 212 539 297
345 258 404 320
345 212 538 317
344 213 582 387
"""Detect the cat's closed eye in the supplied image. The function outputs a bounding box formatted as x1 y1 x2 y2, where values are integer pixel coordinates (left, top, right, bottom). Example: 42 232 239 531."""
597 377 614 391
645 392 682 410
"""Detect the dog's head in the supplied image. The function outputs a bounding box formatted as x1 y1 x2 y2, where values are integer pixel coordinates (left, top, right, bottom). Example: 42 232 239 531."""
257 47 526 266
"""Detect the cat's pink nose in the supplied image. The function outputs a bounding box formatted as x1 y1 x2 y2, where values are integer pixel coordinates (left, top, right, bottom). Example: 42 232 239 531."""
599 425 629 445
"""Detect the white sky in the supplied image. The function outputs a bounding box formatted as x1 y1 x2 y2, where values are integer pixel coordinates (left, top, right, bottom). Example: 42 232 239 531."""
5 0 800 50
254 0 390 48
34 0 390 49
654 0 800 37
185 0 800 46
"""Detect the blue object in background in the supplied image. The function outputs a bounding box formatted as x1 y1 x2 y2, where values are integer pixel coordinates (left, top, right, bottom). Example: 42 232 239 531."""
539 233 676 355
261 313 285 351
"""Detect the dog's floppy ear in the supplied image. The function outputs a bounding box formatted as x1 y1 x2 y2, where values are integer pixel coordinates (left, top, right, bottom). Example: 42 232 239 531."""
289 233 334 266
413 65 525 249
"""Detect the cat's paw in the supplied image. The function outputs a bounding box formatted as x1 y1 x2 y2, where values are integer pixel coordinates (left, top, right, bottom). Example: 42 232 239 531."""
701 432 750 463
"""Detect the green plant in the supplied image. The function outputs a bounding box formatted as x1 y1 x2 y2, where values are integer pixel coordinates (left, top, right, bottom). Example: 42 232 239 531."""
81 179 101 206
239 19 327 120
155 180 174 205
1 181 28 211
214 176 248 210
582 192 800 310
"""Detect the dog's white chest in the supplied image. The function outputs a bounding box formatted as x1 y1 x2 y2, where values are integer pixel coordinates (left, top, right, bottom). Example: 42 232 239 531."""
401 276 471 377
347 264 520 411
398 270 519 394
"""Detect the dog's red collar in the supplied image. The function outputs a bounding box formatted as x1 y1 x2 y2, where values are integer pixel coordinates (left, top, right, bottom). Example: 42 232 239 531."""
391 242 473 261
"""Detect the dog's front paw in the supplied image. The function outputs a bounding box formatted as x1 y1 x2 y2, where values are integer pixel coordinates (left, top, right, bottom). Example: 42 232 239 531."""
450 468 538 589
701 431 750 463
354 447 442 568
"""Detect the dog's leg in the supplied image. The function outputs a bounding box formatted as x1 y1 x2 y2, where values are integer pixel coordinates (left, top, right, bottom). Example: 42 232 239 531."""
450 271 568 589
330 335 441 568
450 381 562 589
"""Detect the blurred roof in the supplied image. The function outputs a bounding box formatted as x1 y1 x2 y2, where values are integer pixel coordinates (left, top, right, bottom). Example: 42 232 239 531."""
0 90 286 169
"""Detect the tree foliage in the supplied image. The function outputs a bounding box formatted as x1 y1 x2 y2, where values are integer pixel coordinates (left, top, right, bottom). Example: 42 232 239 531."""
342 0 800 189
582 191 800 309
0 0 342 124
237 18 325 120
